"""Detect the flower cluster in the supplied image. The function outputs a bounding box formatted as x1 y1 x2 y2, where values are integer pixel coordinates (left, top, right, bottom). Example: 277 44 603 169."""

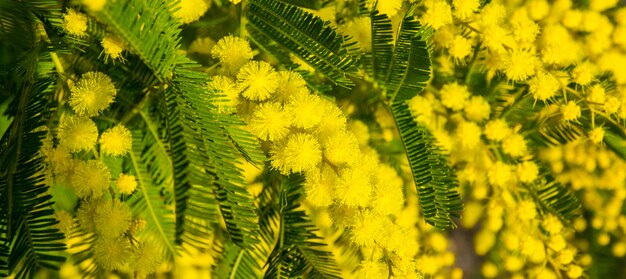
210 34 437 277
392 0 626 277
41 70 159 276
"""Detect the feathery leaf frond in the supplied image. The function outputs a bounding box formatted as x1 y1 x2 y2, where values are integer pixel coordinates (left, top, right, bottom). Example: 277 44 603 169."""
391 103 462 229
263 176 341 279
89 0 181 82
166 57 259 248
0 50 66 277
246 0 359 88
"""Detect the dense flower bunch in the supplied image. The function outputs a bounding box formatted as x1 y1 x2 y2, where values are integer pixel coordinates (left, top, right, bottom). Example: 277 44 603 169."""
40 71 161 277
391 0 626 277
209 35 454 278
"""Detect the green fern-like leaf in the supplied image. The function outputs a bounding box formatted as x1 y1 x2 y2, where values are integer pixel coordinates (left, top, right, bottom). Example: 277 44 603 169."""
391 103 463 229
528 166 581 224
246 0 358 88
368 10 394 83
127 130 176 258
0 51 66 277
263 176 341 279
166 57 259 248
370 18 461 229
211 240 262 279
383 17 431 104
89 0 181 81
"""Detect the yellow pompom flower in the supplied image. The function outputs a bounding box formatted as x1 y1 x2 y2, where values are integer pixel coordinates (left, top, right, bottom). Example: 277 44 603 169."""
587 84 606 104
99 125 132 156
516 161 539 183
526 0 550 20
488 161 513 187
188 37 215 55
503 255 524 272
133 241 163 278
71 160 111 198
274 71 308 103
335 167 372 207
93 236 131 271
589 127 604 144
237 61 280 101
604 96 621 114
453 0 480 20
464 95 491 122
95 199 132 237
315 99 348 141
561 101 581 122
549 234 567 251
482 26 514 54
206 75 240 112
77 199 101 232
371 165 404 215
529 72 560 101
484 119 511 142
58 116 98 152
567 265 584 278
503 49 537 81
285 92 322 129
456 121 482 150
270 133 322 174
350 211 384 246
409 95 434 123
101 35 126 60
171 0 210 24
449 36 473 60
211 35 254 73
249 102 292 141
517 200 537 221
323 130 360 165
479 3 505 27
511 12 539 44
63 9 88 37
69 71 117 117
82 0 106 12
440 82 470 111
481 262 499 278
422 0 453 30
542 214 563 235
502 134 528 157
116 174 137 195
303 164 337 207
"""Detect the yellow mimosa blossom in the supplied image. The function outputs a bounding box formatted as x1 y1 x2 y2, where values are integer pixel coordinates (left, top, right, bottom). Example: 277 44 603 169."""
82 0 106 12
101 35 126 60
93 236 131 271
171 0 210 24
95 199 133 237
212 35 254 73
249 102 292 141
99 125 132 156
69 71 117 117
63 9 88 37
270 133 322 174
58 116 99 152
237 61 280 101
116 174 137 195
71 160 111 198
